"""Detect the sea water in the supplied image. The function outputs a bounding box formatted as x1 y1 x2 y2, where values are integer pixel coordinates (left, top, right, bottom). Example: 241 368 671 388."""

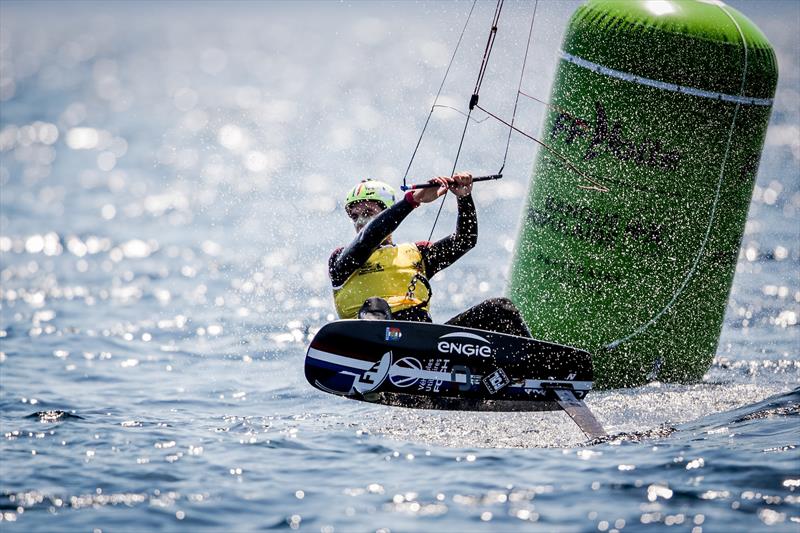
0 1 798 531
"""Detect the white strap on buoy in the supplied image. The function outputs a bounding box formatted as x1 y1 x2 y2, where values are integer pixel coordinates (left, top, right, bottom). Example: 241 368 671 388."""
559 51 771 106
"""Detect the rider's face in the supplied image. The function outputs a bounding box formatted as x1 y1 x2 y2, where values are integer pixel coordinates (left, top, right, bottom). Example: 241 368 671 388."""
348 201 384 232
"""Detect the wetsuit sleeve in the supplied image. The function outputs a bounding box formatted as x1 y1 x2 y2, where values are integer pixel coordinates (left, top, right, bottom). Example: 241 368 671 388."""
418 194 477 278
329 195 418 287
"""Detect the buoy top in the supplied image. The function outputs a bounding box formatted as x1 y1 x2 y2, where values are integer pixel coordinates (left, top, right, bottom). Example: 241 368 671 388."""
564 0 778 100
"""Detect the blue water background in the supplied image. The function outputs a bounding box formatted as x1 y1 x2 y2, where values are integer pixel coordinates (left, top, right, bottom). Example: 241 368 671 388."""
0 1 798 531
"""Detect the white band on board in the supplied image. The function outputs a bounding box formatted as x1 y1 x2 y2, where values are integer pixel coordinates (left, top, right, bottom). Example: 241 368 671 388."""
560 50 773 107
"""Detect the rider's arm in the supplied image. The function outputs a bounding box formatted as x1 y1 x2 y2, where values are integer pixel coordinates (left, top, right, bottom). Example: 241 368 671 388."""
329 192 420 287
418 193 477 278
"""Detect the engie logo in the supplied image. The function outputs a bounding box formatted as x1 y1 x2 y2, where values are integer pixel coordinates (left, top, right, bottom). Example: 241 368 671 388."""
437 332 492 358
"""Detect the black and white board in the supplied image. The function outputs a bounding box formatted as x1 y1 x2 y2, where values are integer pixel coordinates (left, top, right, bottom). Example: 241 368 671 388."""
305 320 606 438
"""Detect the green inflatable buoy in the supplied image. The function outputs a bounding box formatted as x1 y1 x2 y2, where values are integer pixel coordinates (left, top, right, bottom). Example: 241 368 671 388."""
508 0 778 389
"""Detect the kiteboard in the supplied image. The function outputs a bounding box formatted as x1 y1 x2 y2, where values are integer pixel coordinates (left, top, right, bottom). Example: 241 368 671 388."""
305 320 606 438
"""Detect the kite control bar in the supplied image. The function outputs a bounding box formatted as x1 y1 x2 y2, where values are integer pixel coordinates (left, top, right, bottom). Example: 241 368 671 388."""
400 173 503 191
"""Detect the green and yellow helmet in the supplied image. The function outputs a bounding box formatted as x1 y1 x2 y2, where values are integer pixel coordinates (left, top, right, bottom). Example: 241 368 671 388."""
344 179 396 215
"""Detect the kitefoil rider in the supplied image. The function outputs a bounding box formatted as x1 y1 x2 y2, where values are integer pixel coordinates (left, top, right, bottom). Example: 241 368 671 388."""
328 174 531 337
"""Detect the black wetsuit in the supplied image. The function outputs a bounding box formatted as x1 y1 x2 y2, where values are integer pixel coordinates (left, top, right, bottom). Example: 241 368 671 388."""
329 191 531 337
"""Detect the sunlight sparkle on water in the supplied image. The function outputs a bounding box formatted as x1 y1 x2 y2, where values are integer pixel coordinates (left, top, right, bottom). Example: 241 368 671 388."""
0 2 797 531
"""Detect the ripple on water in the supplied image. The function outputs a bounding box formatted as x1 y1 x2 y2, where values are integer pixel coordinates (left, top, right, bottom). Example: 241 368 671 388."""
24 411 84 423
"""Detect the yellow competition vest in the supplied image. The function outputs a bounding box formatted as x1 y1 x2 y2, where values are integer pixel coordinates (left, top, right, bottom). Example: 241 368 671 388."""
333 243 431 319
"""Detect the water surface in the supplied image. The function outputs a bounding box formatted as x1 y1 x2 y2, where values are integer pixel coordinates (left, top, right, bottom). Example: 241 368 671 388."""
1 1 798 531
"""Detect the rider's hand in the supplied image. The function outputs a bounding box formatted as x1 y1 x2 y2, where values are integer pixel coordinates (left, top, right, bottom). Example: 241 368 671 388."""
450 172 473 197
411 172 473 204
412 176 450 204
